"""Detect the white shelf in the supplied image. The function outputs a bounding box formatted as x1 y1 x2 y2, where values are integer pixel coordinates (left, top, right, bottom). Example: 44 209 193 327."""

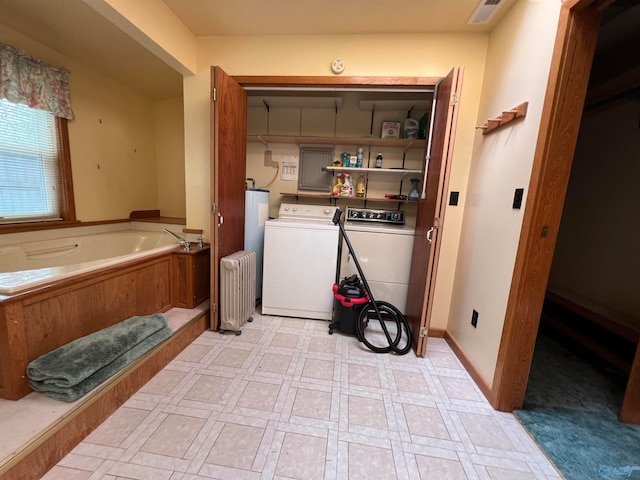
358 99 431 112
326 166 421 175
248 134 424 151
279 192 417 204
247 96 343 109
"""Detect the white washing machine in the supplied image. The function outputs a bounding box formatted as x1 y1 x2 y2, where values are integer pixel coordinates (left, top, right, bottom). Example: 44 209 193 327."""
262 203 340 320
340 208 415 314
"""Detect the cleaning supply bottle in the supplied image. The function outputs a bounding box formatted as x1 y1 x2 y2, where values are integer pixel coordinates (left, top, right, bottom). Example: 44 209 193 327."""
375 153 383 168
355 173 366 197
341 173 353 196
356 147 363 168
408 178 420 201
419 112 429 140
332 173 344 196
403 118 419 139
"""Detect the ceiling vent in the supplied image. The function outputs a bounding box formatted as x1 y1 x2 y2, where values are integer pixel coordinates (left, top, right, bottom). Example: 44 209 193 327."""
467 0 504 24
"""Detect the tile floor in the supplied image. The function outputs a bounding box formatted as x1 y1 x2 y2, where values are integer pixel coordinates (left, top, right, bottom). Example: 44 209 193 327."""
42 311 562 480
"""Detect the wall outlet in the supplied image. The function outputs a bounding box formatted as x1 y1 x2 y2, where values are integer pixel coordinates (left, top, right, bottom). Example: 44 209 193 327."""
471 309 478 328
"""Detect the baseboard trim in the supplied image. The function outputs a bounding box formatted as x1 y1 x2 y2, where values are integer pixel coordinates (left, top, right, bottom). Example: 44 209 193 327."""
444 330 492 402
428 328 446 338
0 311 209 480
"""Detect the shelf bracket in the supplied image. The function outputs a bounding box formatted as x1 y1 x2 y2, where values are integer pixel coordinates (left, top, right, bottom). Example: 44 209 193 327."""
476 101 528 135
257 135 270 150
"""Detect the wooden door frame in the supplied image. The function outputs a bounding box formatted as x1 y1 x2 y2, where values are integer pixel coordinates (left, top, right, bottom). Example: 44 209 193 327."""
233 76 441 89
490 0 605 412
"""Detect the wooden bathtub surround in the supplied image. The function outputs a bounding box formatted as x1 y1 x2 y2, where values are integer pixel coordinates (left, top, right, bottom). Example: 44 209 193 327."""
0 246 210 401
0 308 209 480
129 209 186 225
172 244 211 309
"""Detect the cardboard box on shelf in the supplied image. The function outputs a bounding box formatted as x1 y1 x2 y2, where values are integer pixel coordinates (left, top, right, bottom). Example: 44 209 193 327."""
381 121 400 139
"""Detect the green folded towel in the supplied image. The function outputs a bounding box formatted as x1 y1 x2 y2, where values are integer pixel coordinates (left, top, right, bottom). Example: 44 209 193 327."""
27 313 169 389
30 325 172 402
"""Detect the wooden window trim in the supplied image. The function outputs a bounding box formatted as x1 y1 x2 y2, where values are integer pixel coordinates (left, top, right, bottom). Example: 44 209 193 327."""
0 116 77 234
56 117 76 222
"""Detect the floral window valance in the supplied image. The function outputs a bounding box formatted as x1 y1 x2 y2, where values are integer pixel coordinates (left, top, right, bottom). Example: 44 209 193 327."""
0 43 74 120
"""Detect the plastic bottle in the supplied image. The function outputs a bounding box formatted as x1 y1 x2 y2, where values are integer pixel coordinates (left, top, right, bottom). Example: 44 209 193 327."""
355 173 366 197
419 112 429 140
408 178 420 201
375 153 383 168
341 173 353 196
403 118 419 139
356 147 364 168
332 173 344 196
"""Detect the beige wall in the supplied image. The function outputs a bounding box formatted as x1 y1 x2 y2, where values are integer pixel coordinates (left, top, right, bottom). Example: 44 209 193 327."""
183 69 212 234
0 25 161 222
187 33 489 330
155 97 186 218
548 99 640 322
85 0 197 75
446 0 562 383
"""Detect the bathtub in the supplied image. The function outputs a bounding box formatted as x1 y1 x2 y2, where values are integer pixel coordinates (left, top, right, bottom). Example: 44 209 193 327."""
0 230 178 295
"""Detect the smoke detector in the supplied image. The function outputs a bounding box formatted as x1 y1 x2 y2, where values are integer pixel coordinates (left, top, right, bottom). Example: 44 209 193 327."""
331 58 345 75
468 0 504 24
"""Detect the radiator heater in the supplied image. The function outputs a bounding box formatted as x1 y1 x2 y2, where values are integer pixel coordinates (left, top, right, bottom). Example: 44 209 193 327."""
220 250 256 335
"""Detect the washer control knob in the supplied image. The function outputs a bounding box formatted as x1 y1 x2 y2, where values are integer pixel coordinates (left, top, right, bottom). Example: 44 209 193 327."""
324 208 331 214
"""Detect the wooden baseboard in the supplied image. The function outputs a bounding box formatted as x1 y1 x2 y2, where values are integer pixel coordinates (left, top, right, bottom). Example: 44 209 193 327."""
428 328 446 338
0 311 209 480
444 330 492 402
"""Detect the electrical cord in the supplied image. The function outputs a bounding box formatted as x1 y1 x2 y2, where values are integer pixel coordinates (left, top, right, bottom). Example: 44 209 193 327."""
258 163 280 190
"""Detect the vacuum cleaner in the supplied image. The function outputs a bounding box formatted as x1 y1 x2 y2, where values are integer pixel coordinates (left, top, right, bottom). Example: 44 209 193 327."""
329 208 412 355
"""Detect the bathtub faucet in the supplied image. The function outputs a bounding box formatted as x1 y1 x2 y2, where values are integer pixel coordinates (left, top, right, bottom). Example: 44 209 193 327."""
163 229 190 251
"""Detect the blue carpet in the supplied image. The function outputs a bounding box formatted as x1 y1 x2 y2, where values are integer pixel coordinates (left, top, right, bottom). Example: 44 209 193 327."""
515 329 640 480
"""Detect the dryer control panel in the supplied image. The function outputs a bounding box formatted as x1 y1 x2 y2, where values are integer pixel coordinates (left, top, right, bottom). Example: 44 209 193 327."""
346 208 405 225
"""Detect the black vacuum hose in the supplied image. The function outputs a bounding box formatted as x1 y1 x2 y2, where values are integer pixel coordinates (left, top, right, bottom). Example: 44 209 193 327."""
356 300 413 355
332 208 413 355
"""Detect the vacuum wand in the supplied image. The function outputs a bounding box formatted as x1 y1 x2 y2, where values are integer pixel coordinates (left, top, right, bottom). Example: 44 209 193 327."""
332 209 386 326
331 207 412 355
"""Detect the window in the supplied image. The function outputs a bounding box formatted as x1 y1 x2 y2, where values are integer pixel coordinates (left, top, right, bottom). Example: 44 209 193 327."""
0 98 74 225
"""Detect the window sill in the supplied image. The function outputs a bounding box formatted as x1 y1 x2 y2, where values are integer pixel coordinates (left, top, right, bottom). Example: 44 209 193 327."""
0 220 81 234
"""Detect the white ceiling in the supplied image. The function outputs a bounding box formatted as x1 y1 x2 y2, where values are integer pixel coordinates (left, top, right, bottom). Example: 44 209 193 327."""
161 0 516 36
0 0 515 100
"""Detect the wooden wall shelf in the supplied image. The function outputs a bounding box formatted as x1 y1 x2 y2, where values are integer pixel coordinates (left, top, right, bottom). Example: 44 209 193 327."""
476 102 528 135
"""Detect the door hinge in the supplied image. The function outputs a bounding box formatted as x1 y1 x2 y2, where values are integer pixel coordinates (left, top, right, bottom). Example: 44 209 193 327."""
211 302 217 314
211 203 218 214
433 217 440 229
212 88 217 102
450 92 459 106
420 326 427 338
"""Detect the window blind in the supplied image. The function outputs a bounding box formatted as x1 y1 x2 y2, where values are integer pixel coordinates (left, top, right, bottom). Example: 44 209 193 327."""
0 98 62 223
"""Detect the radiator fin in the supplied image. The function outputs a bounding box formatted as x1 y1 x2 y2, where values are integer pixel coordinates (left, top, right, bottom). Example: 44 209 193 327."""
220 250 256 332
